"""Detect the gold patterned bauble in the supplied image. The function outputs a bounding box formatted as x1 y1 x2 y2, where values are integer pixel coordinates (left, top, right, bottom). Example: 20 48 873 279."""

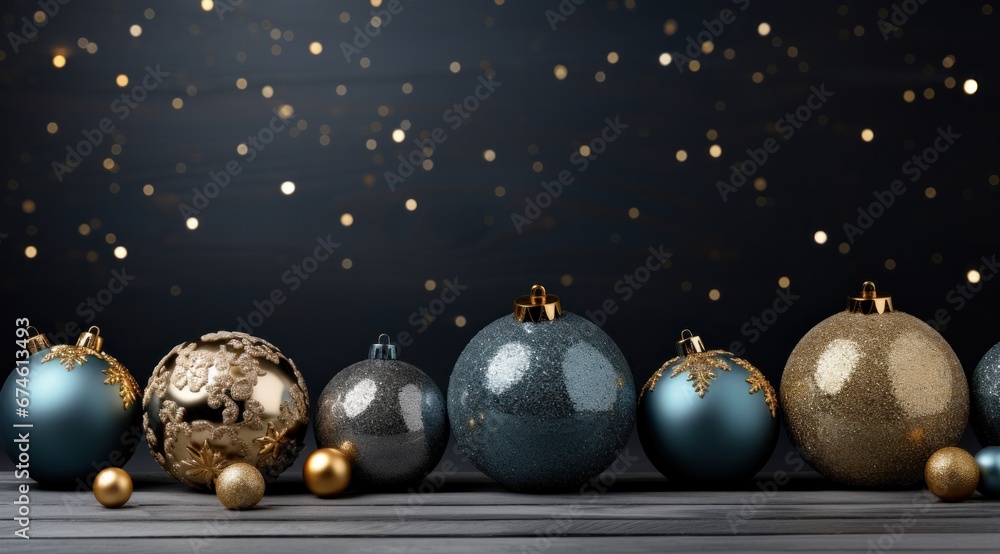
93 467 133 508
215 462 265 510
303 448 352 497
142 331 310 491
781 282 969 487
925 446 979 502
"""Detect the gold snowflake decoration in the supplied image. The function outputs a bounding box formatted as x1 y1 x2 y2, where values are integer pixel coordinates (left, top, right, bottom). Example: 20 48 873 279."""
180 439 228 486
733 357 779 418
642 350 732 398
40 345 91 371
255 421 291 458
102 358 140 410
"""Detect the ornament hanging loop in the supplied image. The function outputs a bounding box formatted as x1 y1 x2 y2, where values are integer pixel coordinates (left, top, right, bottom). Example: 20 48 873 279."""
76 326 105 352
25 326 52 354
847 281 894 315
676 329 707 356
513 284 563 323
369 333 397 360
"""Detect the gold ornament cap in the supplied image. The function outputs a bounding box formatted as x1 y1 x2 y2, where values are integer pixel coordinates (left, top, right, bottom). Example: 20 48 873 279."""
76 326 105 352
513 284 563 323
368 333 397 360
847 281 894 315
676 329 707 356
26 326 52 354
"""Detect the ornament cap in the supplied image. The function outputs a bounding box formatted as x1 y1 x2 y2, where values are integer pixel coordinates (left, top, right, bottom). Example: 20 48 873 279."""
676 329 707 356
513 284 563 323
847 281 894 314
76 326 105 352
368 333 397 360
26 326 52 354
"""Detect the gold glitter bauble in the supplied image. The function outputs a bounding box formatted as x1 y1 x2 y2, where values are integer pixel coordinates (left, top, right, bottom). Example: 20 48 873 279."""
303 448 352 497
926 446 979 502
142 331 310 491
215 462 265 510
93 467 132 508
781 283 968 487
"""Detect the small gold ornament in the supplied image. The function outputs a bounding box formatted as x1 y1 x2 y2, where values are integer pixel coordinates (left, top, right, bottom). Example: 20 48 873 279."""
303 448 352 497
215 463 265 510
781 282 969 487
93 467 133 508
925 447 979 502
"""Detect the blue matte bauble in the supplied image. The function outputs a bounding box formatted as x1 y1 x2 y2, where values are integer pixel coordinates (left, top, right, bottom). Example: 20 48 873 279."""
638 332 779 482
448 288 635 493
976 446 1000 497
0 331 141 486
971 343 1000 446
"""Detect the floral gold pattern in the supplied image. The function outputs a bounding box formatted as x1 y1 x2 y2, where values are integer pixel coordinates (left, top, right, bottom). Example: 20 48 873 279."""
102 359 141 410
40 345 91 371
181 439 229 487
642 350 731 398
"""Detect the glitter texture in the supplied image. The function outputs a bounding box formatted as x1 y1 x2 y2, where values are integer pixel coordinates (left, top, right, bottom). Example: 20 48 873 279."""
971 342 1000 446
781 311 969 487
448 312 635 492
925 446 979 502
315 359 448 490
215 462 265 510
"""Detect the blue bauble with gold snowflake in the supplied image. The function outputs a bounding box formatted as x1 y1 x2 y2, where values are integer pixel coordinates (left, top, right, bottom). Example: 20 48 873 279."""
637 330 779 482
0 327 142 487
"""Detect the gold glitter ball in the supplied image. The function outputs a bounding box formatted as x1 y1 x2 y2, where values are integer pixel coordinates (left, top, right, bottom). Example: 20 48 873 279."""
215 462 265 509
303 448 352 497
781 307 968 487
93 467 133 508
925 446 979 502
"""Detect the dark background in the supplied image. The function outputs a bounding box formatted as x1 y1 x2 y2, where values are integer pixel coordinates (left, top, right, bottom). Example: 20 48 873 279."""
1 0 998 477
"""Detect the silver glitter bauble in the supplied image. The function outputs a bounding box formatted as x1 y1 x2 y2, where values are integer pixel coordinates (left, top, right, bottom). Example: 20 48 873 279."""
315 335 448 490
781 282 969 487
971 342 1000 446
448 285 636 492
143 331 310 491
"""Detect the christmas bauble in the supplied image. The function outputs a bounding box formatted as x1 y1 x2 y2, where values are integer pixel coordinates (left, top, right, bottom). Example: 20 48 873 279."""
975 446 1000 497
448 285 635 492
0 327 142 486
315 335 448 490
638 330 778 481
215 462 265 510
925 446 979 502
93 467 132 508
303 448 352 497
781 282 969 487
970 342 1000 446
142 331 310 491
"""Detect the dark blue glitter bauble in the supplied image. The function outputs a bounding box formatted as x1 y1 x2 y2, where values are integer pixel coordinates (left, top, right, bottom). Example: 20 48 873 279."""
448 309 635 493
971 342 1000 447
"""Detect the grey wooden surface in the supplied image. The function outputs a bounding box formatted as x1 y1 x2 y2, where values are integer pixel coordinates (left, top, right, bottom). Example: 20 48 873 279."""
1 472 999 553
